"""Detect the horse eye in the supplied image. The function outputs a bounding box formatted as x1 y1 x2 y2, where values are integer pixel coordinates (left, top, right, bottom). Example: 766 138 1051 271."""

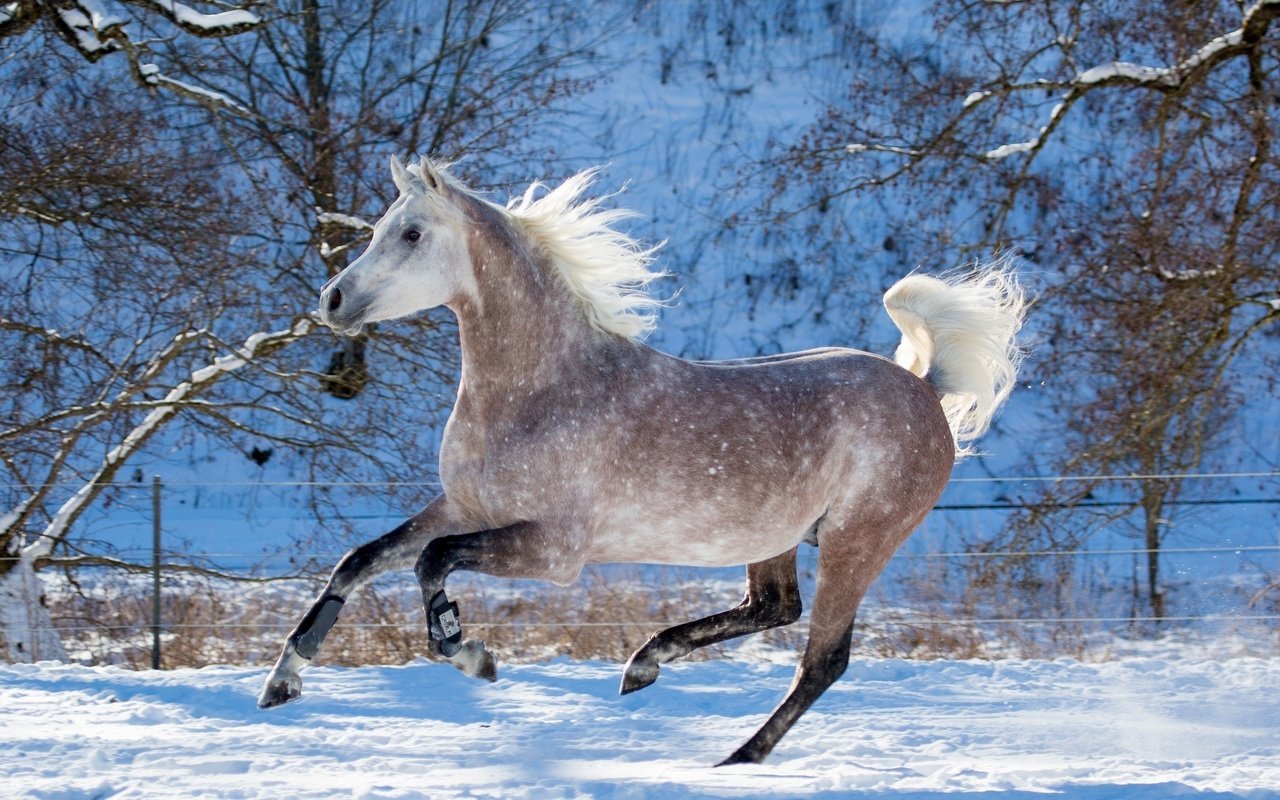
404 229 422 243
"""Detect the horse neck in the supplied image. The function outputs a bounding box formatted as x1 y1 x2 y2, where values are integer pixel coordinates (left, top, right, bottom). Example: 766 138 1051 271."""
449 201 620 399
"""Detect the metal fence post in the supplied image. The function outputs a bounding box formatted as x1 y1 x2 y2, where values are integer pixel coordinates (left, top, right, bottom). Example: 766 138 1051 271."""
151 475 162 669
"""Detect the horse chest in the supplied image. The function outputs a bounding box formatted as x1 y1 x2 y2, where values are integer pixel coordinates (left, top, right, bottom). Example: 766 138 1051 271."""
438 402 590 523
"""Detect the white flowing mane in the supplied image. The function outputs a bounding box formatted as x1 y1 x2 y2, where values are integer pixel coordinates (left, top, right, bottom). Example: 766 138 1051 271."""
421 161 667 341
506 169 668 341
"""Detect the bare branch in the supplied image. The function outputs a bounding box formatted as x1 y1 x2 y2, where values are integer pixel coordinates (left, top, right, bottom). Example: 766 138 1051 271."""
15 316 316 561
34 553 311 583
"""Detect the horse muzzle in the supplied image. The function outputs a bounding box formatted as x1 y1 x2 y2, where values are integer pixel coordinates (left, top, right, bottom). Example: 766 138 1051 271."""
318 280 368 335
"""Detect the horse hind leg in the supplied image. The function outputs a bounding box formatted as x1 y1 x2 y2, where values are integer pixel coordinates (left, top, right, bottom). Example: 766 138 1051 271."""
717 517 913 766
621 547 800 695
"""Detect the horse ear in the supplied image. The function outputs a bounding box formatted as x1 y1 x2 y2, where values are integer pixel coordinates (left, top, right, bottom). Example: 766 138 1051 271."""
389 154 413 193
418 158 442 191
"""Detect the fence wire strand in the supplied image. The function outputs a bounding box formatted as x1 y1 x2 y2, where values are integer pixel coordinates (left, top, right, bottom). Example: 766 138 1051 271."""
16 614 1280 636
28 543 1274 563
2 469 1278 490
7 471 1277 649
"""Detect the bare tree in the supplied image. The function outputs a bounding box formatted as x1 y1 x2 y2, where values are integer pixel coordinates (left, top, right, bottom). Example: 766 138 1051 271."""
769 0 1280 619
144 0 600 397
0 0 607 661
0 0 263 110
0 46 319 659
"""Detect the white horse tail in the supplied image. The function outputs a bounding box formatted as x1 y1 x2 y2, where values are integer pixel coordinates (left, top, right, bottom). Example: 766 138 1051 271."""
883 260 1027 457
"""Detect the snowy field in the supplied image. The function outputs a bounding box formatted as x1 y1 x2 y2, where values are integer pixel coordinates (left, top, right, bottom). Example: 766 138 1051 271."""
3 654 1277 799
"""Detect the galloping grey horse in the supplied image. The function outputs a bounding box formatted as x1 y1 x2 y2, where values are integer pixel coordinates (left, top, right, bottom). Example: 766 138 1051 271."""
260 156 1026 765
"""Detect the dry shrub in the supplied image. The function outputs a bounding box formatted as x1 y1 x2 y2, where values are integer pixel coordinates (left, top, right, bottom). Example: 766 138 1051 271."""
45 565 749 669
857 550 1093 661
43 548 1146 670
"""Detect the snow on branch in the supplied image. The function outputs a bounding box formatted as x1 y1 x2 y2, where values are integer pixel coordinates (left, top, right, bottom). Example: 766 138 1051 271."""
52 1 124 60
959 0 1279 163
316 210 375 258
316 210 375 231
844 143 923 157
136 62 252 116
7 1 263 102
131 0 260 36
1075 0 1278 91
1155 265 1224 282
1076 30 1244 89
71 0 123 29
984 99 1072 161
985 141 1035 160
20 316 316 561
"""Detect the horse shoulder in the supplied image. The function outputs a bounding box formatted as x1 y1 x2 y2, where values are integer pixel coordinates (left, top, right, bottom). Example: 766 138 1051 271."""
436 388 494 519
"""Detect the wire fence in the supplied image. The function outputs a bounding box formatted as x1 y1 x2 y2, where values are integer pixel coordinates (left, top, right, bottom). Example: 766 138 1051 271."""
28 614 1280 635
29 542 1277 563
9 470 1280 665
3 469 1278 489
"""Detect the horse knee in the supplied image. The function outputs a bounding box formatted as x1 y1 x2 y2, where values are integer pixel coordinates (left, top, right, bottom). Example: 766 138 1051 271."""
413 538 453 589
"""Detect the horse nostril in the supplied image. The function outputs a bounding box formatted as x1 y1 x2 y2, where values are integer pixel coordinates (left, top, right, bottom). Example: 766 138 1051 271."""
327 287 343 314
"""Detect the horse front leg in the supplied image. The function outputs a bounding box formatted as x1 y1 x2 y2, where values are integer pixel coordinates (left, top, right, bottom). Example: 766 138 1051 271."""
412 521 584 682
258 495 461 709
621 546 800 694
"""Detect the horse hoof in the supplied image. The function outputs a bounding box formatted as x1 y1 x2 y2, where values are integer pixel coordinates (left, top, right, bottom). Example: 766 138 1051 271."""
450 639 498 682
619 656 658 695
258 675 302 709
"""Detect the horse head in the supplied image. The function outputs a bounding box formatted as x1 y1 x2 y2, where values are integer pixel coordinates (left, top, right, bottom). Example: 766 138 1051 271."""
319 156 470 335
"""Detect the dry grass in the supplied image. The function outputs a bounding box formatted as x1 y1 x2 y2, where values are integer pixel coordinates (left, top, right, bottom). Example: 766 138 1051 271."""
854 550 1095 661
44 551 1265 669
46 566 749 669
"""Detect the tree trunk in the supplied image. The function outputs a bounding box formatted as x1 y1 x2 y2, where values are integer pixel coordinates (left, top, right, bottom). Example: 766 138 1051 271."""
303 0 369 400
0 550 66 662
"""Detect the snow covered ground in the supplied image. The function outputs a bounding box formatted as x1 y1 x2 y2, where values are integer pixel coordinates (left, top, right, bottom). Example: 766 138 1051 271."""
4 654 1277 799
